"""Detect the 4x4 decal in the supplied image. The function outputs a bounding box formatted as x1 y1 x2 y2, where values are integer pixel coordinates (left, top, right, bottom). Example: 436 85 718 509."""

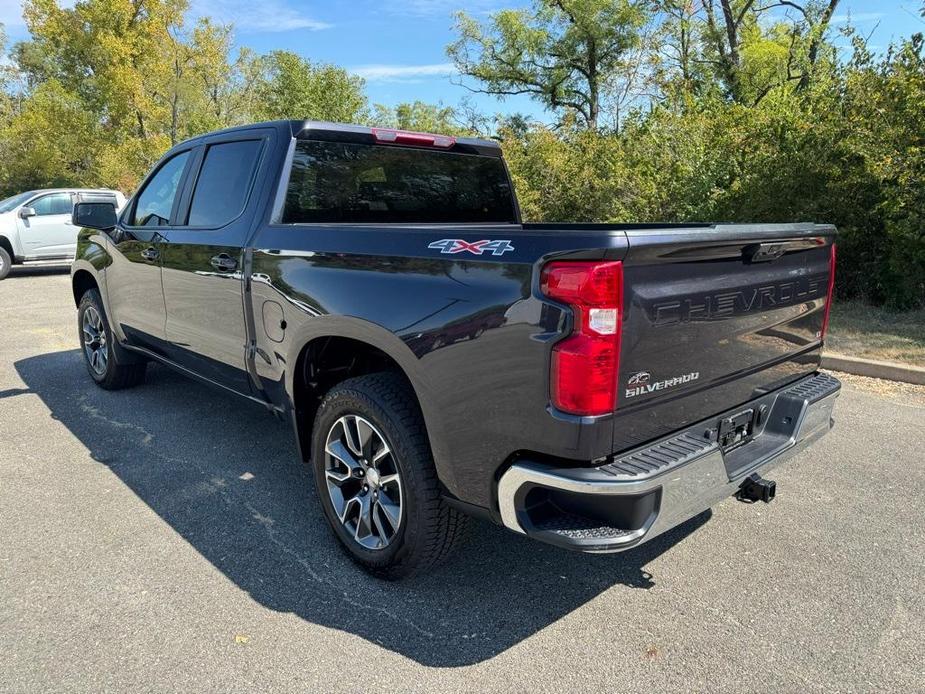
428 239 515 256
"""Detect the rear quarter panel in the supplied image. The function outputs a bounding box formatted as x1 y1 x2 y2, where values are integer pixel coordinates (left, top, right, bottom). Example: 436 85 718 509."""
248 224 629 509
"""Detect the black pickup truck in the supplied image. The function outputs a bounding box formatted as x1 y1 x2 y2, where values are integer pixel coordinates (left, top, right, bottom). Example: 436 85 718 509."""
71 120 840 578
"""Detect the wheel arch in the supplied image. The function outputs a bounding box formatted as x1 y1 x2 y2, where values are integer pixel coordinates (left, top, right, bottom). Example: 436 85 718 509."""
285 318 456 495
71 268 99 307
72 262 143 366
0 235 14 260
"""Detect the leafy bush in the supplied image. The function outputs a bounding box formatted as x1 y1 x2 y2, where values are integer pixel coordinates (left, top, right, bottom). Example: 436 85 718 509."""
502 34 925 309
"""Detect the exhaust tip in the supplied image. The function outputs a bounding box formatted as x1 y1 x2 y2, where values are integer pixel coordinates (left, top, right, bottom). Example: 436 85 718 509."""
736 473 776 504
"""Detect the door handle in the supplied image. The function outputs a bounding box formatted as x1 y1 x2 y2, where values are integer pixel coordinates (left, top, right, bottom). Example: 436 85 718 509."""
140 247 159 261
210 254 237 272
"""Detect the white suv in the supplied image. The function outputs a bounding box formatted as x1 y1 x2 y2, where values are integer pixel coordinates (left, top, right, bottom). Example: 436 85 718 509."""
0 188 126 280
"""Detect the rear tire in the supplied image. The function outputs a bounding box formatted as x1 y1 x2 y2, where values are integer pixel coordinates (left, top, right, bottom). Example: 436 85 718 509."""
0 247 11 280
311 372 468 579
78 289 146 389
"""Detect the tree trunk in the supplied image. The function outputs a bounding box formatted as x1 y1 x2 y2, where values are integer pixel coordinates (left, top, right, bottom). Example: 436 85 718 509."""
587 37 599 130
798 0 840 90
170 93 179 146
170 54 183 146
718 0 743 101
705 0 757 103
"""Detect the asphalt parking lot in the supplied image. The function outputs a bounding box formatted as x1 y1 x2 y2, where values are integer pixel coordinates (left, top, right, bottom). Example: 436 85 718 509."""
1 267 924 693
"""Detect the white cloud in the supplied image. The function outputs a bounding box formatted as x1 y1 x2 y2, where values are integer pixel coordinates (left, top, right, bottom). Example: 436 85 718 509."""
381 0 500 18
352 63 458 82
831 12 884 24
190 0 331 33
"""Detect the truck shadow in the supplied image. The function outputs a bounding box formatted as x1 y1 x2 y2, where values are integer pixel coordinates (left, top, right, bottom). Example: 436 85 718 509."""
16 349 711 668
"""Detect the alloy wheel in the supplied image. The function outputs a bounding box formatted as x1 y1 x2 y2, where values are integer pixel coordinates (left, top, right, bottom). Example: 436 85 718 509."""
324 414 403 550
82 305 109 376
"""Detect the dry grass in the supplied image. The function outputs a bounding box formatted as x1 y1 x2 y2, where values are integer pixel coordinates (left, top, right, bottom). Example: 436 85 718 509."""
825 301 925 366
826 370 925 401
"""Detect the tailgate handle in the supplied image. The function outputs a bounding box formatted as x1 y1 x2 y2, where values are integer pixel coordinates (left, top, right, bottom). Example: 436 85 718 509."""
744 243 787 263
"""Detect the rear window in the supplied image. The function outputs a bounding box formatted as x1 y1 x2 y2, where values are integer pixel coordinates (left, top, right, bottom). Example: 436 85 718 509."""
188 140 263 227
282 140 515 224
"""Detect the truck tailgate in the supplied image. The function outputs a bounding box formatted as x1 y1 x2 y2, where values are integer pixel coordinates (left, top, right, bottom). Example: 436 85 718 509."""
614 224 836 452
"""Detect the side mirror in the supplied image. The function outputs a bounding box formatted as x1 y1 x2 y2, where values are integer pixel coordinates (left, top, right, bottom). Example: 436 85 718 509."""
18 206 36 219
73 201 118 231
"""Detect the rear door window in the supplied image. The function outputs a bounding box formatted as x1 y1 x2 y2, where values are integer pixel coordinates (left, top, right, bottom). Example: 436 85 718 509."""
282 140 516 224
187 140 263 227
131 151 191 227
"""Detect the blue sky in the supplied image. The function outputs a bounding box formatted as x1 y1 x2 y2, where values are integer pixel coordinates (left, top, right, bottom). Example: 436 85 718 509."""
1 0 923 120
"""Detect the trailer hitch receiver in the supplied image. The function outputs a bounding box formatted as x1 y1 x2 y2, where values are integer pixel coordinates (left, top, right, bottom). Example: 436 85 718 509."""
736 473 776 504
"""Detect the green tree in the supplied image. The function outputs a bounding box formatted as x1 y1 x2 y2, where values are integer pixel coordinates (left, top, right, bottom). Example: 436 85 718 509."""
501 23 925 309
10 0 236 188
0 79 102 193
371 101 461 134
251 51 368 123
20 0 186 143
0 26 19 125
836 31 925 307
4 0 271 191
701 0 841 104
448 0 647 130
649 1 709 101
162 18 237 145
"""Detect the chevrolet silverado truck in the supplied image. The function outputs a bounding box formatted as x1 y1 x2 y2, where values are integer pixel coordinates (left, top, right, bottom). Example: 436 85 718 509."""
70 120 840 578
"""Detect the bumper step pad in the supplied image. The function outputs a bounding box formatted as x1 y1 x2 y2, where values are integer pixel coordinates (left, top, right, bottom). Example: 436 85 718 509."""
532 512 634 541
602 433 716 479
785 372 841 403
600 372 841 482
497 372 841 552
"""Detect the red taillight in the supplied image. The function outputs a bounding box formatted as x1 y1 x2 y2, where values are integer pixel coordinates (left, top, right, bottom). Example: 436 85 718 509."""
541 260 623 416
821 243 836 339
371 128 456 148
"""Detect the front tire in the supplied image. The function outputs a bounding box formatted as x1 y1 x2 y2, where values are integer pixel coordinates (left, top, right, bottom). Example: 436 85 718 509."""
0 247 11 280
78 289 146 389
311 372 468 579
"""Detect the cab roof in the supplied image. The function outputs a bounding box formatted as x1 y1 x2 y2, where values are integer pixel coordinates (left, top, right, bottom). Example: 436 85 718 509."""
174 120 503 157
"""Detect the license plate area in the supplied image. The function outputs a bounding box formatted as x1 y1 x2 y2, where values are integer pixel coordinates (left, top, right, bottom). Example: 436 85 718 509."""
718 408 755 453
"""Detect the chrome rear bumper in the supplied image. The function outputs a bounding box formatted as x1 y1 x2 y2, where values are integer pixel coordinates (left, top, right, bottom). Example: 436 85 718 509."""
497 373 841 552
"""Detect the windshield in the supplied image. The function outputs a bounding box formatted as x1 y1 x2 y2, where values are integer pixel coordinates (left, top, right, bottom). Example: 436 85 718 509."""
0 191 37 213
282 141 516 224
